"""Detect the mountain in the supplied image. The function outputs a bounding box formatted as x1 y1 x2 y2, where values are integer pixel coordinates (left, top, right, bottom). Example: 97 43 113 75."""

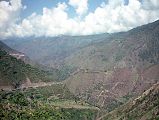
65 20 159 70
0 41 30 63
3 20 159 111
99 83 159 120
65 20 159 109
0 42 64 89
3 33 109 69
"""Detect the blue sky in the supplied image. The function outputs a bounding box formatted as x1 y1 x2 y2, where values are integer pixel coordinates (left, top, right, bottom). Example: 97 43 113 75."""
0 0 159 38
21 0 105 18
21 0 129 19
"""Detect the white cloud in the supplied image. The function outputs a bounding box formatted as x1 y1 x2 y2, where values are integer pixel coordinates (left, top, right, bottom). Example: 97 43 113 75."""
142 0 159 10
68 0 88 16
0 0 22 37
12 2 75 37
0 0 159 38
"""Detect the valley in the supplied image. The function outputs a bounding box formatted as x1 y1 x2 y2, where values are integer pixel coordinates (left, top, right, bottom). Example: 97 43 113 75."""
0 20 159 119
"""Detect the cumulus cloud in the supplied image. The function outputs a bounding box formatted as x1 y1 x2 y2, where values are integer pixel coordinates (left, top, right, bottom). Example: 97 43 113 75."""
11 2 74 37
0 0 22 37
1 0 159 38
68 0 88 16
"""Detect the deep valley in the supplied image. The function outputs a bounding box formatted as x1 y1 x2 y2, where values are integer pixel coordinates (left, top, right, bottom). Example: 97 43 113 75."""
0 20 159 120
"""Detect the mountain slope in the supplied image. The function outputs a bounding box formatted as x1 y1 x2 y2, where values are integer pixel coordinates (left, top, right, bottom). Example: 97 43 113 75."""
65 20 159 110
65 20 159 70
0 41 65 89
0 41 30 63
99 83 159 120
3 34 109 68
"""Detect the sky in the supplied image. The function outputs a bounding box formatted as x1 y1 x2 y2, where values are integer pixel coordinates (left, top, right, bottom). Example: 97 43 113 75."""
0 0 159 38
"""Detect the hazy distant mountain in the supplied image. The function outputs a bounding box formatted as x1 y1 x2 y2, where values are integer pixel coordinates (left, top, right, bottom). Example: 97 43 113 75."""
3 33 109 68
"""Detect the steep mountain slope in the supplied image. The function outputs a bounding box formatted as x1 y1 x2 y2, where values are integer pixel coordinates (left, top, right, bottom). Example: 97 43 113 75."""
65 20 159 110
99 83 159 120
0 45 62 89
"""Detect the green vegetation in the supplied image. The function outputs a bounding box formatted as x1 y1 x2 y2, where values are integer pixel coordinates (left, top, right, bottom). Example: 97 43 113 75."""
58 65 76 80
24 84 74 101
0 84 99 120
0 49 62 87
